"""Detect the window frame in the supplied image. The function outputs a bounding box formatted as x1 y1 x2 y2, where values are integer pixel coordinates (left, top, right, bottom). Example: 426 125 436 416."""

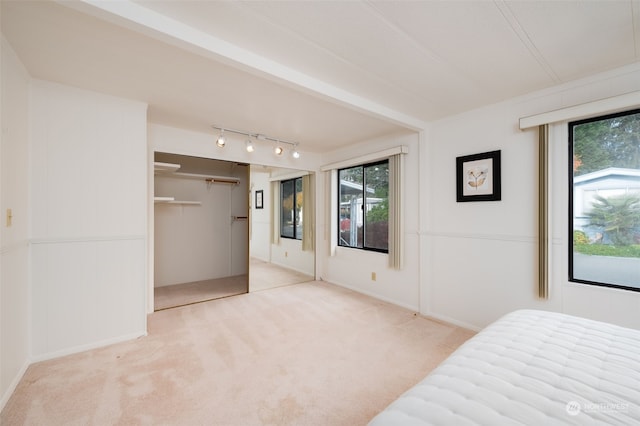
337 159 389 254
280 177 303 240
568 108 640 293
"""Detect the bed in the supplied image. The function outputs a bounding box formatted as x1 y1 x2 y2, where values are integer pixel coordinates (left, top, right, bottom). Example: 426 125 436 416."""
369 309 640 425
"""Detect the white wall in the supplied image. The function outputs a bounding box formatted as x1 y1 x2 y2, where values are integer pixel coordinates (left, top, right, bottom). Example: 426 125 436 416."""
249 169 271 262
29 81 148 359
0 36 31 410
424 63 640 331
271 237 314 276
318 132 421 311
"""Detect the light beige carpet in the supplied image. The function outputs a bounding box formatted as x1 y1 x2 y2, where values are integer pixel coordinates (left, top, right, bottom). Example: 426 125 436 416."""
154 275 248 311
1 281 474 426
249 258 314 292
154 259 314 311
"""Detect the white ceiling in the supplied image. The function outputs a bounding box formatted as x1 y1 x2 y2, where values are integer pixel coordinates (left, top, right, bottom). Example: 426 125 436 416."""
2 0 639 154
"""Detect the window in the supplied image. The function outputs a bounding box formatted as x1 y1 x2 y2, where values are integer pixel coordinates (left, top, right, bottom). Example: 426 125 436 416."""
281 177 303 240
338 160 389 252
569 108 640 291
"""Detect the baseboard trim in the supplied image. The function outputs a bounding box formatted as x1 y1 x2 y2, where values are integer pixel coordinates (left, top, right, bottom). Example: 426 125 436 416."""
0 359 30 412
30 330 147 364
421 311 482 332
324 278 419 313
269 260 314 278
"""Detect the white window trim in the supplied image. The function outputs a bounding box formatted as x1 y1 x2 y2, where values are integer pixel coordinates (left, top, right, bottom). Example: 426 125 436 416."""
520 91 640 129
320 146 408 172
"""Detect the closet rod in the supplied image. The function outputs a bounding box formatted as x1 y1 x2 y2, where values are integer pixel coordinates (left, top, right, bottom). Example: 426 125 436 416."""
206 178 240 185
167 171 240 184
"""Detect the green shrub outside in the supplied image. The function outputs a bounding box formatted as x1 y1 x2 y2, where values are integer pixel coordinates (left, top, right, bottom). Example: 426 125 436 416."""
573 230 589 245
574 243 640 258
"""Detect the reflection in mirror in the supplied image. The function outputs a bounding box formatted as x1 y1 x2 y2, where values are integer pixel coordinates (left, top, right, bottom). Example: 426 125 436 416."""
249 165 316 292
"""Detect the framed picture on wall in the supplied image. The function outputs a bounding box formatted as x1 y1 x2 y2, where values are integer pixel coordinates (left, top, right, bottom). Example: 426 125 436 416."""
255 190 264 209
456 150 501 202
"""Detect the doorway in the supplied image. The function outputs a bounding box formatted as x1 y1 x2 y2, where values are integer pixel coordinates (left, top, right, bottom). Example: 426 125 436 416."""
153 153 249 310
150 154 316 311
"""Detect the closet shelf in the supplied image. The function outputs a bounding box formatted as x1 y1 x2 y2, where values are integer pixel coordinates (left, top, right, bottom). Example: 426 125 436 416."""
154 160 237 207
165 201 202 205
154 162 181 173
154 197 201 205
156 201 202 205
153 162 239 185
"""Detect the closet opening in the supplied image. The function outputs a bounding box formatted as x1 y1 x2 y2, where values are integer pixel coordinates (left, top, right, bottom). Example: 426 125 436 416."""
150 153 317 311
153 153 249 310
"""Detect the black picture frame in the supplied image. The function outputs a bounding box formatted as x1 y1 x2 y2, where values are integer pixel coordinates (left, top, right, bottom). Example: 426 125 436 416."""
255 190 264 209
456 150 501 202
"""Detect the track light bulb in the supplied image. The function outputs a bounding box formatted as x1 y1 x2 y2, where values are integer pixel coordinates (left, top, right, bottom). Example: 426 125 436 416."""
210 125 301 157
216 130 226 148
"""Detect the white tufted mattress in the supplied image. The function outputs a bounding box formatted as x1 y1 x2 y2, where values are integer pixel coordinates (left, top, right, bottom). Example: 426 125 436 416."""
369 309 640 425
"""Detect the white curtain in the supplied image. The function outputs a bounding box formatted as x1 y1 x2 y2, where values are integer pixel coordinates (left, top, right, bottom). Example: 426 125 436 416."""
271 180 280 246
388 154 403 270
538 124 549 299
328 170 338 256
302 174 315 251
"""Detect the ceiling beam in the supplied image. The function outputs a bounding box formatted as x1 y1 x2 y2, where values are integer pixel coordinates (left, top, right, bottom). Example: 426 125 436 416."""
59 0 429 131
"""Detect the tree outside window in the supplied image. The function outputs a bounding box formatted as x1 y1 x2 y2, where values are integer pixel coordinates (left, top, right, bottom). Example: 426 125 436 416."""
281 178 303 240
338 160 389 252
570 109 640 291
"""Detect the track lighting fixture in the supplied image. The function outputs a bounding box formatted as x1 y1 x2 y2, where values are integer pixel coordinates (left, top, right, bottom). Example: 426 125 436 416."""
216 129 226 148
210 125 300 159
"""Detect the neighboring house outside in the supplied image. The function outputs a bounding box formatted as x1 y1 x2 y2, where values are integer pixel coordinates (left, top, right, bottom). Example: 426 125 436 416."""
339 180 383 247
574 168 640 242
